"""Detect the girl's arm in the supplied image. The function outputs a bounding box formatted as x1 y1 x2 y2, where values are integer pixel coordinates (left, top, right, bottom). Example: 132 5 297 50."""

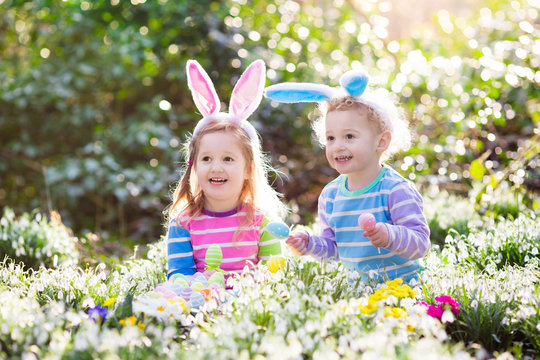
257 217 283 262
166 219 196 278
383 182 431 260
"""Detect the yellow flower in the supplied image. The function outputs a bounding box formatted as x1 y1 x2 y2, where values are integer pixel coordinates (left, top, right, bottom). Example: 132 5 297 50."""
137 322 146 331
126 316 137 325
119 316 142 329
157 306 165 312
103 298 116 307
386 278 403 288
359 302 378 315
384 306 408 318
369 289 388 303
406 324 416 332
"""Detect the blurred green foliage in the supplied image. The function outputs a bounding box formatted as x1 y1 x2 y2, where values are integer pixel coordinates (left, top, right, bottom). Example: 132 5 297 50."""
1 0 538 242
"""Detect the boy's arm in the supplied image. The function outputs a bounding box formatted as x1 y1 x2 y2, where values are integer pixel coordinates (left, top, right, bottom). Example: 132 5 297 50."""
383 182 431 260
166 219 196 278
304 194 339 260
257 217 283 262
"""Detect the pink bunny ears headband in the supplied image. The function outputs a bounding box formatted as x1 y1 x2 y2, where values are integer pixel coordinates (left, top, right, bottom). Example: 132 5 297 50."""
187 59 266 142
264 69 393 131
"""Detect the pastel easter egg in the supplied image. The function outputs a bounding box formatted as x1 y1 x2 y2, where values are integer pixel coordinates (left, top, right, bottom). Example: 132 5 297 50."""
191 281 204 292
180 287 193 301
191 272 207 285
205 244 223 269
170 273 188 283
169 283 184 295
265 222 290 239
171 276 189 288
358 213 376 232
208 272 225 285
267 255 286 273
189 291 205 309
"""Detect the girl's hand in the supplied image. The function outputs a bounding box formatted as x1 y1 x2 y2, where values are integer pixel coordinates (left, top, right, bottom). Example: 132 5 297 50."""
363 223 389 248
285 231 309 255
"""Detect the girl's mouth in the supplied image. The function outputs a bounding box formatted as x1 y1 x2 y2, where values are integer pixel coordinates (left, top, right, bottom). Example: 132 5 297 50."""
209 178 227 184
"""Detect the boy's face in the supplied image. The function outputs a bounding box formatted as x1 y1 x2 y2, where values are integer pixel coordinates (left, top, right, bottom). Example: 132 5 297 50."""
195 131 247 212
324 107 382 180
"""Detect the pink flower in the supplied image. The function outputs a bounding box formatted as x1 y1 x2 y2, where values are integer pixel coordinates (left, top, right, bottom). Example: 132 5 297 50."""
435 295 460 315
426 304 444 319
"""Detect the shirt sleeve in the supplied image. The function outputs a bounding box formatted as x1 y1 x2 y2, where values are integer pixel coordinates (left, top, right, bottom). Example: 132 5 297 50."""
305 191 339 260
166 219 196 278
257 217 283 262
383 181 431 260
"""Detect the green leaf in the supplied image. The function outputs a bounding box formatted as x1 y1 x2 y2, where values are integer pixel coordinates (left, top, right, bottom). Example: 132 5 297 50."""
470 159 485 181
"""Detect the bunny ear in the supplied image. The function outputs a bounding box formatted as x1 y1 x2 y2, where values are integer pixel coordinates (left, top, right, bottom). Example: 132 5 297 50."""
340 70 369 97
229 60 266 120
264 83 335 103
186 60 220 117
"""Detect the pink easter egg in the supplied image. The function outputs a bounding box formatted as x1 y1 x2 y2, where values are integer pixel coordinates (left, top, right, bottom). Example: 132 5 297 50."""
358 213 376 232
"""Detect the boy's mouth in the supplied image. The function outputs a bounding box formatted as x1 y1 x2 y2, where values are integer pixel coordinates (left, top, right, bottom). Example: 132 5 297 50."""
335 155 352 163
209 177 227 184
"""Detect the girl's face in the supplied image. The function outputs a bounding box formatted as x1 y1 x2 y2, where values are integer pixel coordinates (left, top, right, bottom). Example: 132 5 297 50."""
325 107 385 188
195 131 248 212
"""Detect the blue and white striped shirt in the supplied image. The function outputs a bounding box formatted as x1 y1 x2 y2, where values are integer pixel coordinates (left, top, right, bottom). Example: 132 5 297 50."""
306 166 430 281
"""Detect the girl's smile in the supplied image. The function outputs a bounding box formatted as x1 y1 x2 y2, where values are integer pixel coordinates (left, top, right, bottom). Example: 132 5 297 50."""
195 131 247 212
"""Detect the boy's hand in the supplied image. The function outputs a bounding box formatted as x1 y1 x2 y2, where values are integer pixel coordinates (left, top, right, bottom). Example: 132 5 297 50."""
285 231 309 255
363 223 389 248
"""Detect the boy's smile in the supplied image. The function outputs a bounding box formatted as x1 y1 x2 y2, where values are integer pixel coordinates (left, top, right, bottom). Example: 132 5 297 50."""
325 108 386 191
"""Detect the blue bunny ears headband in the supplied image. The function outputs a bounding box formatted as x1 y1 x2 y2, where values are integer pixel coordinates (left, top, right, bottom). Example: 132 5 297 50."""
264 69 394 132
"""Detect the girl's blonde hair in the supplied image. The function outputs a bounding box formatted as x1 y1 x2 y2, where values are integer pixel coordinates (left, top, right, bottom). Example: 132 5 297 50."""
168 120 287 226
313 89 411 162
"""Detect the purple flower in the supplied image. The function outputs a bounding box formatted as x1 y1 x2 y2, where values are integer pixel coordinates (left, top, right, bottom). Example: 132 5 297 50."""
88 306 108 322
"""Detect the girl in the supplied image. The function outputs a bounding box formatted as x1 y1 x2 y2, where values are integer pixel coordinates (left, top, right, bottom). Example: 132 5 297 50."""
265 69 430 281
167 59 287 279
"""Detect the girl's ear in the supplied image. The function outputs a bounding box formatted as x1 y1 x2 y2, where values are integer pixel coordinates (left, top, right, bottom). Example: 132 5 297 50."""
376 131 391 154
229 59 266 121
186 60 220 118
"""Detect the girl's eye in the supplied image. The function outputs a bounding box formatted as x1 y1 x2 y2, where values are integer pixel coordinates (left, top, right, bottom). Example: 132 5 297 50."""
224 156 234 162
346 134 355 139
202 156 211 161
326 136 335 141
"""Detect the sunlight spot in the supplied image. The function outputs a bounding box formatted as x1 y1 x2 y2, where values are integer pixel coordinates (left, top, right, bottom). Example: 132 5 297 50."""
159 100 171 111
40 48 50 59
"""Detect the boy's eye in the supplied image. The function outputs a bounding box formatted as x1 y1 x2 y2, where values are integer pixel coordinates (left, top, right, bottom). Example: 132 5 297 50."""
346 134 355 139
326 136 335 141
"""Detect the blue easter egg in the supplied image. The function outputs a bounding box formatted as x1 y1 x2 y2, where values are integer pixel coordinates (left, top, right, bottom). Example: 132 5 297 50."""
266 222 290 239
189 291 205 309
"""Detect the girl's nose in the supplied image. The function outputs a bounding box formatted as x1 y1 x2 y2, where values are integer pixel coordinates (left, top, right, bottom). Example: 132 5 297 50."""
210 161 224 172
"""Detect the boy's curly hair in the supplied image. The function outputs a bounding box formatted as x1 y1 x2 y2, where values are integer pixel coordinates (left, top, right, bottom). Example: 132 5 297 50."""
313 89 411 162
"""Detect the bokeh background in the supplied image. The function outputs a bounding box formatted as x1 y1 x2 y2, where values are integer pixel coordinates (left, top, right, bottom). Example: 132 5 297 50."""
1 0 538 253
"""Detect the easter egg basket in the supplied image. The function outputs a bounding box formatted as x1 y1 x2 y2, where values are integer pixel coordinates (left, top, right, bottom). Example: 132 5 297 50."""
133 223 291 320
